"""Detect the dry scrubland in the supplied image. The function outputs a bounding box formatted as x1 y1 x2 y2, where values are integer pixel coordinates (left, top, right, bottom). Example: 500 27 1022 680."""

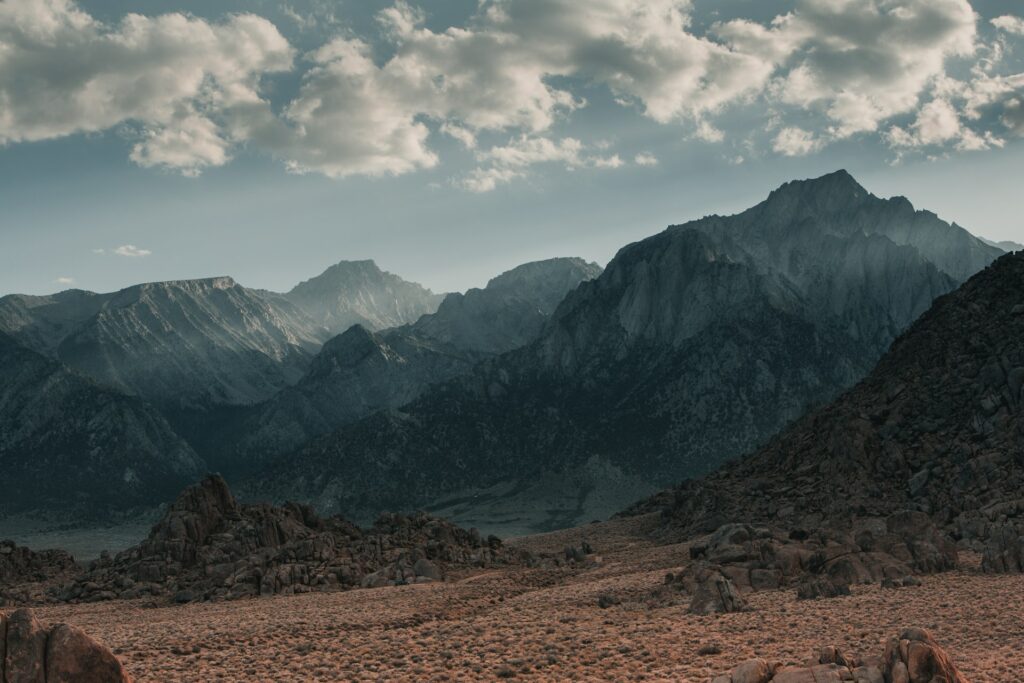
31 515 1024 682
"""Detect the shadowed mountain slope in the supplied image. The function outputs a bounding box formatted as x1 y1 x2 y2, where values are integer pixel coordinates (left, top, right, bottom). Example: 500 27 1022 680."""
0 332 205 516
247 171 999 533
207 258 601 472
659 250 1024 545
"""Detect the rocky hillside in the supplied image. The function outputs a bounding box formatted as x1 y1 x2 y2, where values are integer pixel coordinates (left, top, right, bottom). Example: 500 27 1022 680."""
0 332 205 516
659 251 1024 556
249 171 1000 533
285 259 445 336
210 258 600 472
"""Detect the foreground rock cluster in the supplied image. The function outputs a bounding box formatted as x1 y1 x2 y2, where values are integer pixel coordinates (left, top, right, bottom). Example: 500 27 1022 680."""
0 608 130 682
712 627 966 683
656 513 957 614
53 475 531 604
1 542 77 606
0 541 76 586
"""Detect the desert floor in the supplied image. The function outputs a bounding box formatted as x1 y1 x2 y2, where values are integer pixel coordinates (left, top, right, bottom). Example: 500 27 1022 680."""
31 514 1024 682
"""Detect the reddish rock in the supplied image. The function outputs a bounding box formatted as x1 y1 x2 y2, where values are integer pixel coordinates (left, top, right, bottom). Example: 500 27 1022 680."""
44 623 131 683
4 608 47 683
713 628 966 683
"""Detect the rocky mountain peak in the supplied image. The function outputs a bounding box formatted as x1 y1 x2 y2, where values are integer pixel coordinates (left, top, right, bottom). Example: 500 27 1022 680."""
761 169 871 217
286 260 444 335
484 257 603 297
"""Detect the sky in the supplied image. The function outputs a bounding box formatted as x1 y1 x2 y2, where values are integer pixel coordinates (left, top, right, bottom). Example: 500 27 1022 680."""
1 0 1023 296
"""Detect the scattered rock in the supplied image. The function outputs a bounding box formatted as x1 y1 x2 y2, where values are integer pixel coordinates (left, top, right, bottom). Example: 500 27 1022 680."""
981 522 1024 573
882 628 966 683
795 576 850 600
687 564 748 614
713 628 965 683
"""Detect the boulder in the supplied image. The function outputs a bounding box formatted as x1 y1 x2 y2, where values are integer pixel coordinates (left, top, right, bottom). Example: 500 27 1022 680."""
688 564 748 614
980 522 1024 573
882 628 966 683
4 608 47 683
413 558 442 581
712 628 965 683
45 623 131 683
796 576 851 601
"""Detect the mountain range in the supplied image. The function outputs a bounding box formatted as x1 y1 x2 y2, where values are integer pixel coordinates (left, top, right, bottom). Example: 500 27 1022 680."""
244 171 1004 533
0 171 1010 533
204 257 602 473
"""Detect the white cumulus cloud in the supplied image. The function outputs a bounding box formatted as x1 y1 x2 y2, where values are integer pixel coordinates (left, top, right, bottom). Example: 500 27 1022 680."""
0 0 293 175
991 15 1024 36
1 0 1021 181
772 127 821 156
113 244 152 257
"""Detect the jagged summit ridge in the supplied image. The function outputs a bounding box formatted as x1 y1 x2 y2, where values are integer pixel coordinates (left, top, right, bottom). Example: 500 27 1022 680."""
286 259 445 335
761 169 872 217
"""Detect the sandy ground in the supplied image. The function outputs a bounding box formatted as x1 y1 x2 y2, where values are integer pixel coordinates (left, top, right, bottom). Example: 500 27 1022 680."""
27 515 1024 682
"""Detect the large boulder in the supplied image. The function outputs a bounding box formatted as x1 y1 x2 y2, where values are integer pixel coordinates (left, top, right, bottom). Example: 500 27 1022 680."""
0 608 131 683
688 564 749 615
882 628 966 683
45 623 131 683
980 522 1024 573
4 608 47 683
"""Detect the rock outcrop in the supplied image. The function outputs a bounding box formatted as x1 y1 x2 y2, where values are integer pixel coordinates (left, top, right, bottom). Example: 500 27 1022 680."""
57 476 530 603
0 608 131 682
660 251 1024 568
712 628 967 683
686 564 749 614
652 515 955 609
980 522 1024 573
0 542 76 586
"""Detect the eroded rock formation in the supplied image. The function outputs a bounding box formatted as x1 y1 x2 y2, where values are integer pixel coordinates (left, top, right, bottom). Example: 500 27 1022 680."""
56 475 531 604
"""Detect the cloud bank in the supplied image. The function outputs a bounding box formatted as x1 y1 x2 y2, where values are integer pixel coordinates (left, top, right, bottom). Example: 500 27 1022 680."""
0 0 1022 186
